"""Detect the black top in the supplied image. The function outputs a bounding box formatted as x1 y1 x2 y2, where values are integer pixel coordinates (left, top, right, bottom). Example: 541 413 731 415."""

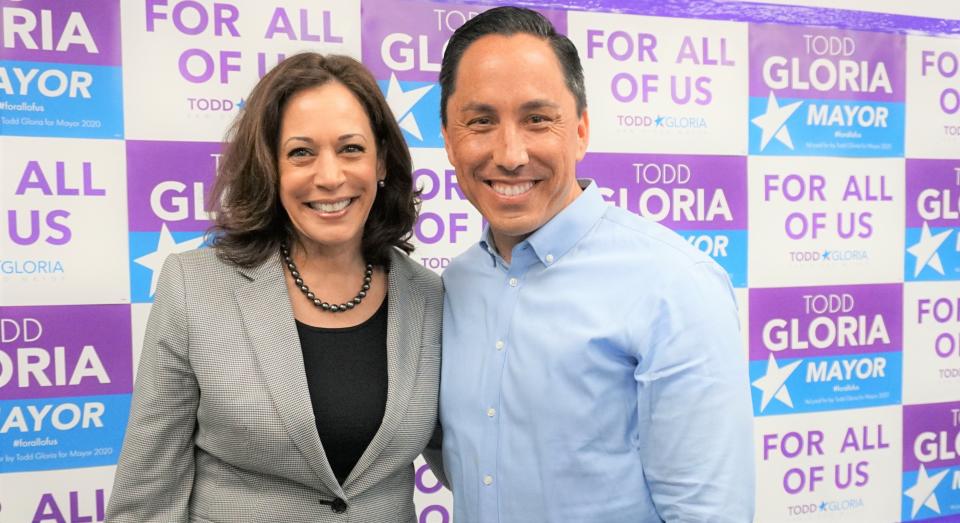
295 298 388 485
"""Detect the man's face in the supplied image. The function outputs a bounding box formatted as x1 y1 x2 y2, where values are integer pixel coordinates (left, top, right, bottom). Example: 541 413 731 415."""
442 33 589 254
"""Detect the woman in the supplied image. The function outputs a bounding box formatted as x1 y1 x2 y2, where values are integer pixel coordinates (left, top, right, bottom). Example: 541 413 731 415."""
107 53 443 522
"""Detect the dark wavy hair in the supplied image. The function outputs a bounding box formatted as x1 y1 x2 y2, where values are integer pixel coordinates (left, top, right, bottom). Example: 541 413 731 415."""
209 53 418 269
439 6 586 126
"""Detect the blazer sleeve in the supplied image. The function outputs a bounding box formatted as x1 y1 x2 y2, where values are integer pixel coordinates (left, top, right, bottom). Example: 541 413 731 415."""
422 423 448 490
107 254 199 522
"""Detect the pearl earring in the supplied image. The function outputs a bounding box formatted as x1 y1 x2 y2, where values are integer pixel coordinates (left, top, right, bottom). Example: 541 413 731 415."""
378 179 385 188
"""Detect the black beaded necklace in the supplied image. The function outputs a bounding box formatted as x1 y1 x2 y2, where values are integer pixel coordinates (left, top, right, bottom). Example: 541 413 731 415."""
281 245 372 313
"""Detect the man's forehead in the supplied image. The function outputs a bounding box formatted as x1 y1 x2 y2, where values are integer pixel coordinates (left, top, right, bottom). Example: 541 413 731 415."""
457 33 558 74
442 30 585 125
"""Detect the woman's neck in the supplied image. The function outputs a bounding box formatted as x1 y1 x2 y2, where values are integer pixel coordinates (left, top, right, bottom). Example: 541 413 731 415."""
289 240 366 275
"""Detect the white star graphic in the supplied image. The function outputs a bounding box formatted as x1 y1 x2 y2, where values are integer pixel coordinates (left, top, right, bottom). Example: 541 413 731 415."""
134 223 205 297
904 463 949 518
751 91 803 151
907 221 952 277
751 354 802 412
385 72 433 141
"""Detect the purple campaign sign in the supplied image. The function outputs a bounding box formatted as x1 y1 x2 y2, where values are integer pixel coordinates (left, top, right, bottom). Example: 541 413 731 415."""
906 159 960 229
748 283 902 360
903 401 960 472
580 152 747 230
0 0 121 66
361 0 566 81
0 305 132 400
126 140 223 232
510 0 960 35
749 23 904 103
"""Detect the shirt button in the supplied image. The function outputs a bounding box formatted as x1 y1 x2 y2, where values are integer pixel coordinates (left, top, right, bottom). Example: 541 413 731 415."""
495 340 505 351
509 277 518 287
545 254 554 264
487 407 496 417
483 475 494 485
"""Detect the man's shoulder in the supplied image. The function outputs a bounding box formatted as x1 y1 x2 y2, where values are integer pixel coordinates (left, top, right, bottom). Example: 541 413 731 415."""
595 204 716 271
593 207 738 320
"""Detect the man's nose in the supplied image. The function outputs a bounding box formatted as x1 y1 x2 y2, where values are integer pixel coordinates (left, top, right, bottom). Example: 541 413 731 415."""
493 123 529 172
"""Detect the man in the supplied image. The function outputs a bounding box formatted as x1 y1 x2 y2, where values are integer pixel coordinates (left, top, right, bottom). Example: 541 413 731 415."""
437 6 754 523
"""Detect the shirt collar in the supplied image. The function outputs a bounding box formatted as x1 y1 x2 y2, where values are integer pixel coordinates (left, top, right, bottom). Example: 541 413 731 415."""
479 179 606 267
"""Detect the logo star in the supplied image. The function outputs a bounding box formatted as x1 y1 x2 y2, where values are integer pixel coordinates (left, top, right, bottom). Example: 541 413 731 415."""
819 502 827 511
907 221 952 277
134 223 205 297
822 250 830 261
236 98 245 110
655 115 664 127
904 464 948 518
384 72 433 141
751 91 802 151
751 354 802 412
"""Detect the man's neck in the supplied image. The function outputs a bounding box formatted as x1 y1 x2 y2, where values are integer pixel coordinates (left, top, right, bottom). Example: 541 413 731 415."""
491 232 527 264
488 180 588 264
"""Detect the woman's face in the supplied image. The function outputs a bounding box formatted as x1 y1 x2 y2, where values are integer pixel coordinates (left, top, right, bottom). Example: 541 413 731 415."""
277 82 382 257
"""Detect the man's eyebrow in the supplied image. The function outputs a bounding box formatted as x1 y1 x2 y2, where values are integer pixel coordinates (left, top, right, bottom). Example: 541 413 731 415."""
459 102 496 114
519 99 560 112
458 100 561 115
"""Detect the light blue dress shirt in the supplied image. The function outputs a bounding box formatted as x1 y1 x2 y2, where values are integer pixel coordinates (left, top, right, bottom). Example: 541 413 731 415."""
440 181 755 523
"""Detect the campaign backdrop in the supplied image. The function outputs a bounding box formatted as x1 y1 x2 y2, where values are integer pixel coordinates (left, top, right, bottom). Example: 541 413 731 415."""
2 0 959 521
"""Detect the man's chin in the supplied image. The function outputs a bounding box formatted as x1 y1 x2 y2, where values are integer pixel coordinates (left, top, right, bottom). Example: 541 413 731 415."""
488 218 534 235
488 220 541 245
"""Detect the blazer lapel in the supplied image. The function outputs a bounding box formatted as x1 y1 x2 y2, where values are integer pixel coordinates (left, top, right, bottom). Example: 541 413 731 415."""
344 251 426 488
234 252 345 498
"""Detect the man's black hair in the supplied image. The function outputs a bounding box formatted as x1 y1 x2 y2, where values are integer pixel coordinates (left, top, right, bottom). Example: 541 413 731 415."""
439 6 587 126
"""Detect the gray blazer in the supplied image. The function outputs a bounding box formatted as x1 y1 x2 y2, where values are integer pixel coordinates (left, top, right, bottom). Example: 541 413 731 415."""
107 247 443 523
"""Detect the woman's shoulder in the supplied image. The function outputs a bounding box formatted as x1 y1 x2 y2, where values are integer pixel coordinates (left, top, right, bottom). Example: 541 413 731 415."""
390 249 442 295
168 246 231 272
160 247 252 289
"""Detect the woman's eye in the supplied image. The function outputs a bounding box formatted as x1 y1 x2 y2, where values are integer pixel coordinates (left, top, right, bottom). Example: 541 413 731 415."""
288 147 311 158
341 144 366 154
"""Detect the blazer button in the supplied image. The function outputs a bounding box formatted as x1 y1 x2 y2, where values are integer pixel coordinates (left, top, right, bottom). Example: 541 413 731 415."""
331 498 347 513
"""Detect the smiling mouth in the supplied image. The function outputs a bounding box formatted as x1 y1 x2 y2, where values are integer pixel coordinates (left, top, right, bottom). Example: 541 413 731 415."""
487 181 535 197
307 198 354 213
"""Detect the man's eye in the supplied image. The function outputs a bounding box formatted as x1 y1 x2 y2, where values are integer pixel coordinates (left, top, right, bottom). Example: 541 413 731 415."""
529 115 549 124
469 117 492 126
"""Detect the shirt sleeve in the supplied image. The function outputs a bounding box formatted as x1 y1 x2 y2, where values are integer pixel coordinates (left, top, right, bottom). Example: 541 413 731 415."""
630 261 755 523
106 254 199 522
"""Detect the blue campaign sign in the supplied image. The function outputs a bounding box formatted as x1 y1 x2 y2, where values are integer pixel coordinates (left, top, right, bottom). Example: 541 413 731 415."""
377 78 445 149
905 224 960 282
748 95 904 157
1 61 124 139
750 351 902 416
0 393 130 473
